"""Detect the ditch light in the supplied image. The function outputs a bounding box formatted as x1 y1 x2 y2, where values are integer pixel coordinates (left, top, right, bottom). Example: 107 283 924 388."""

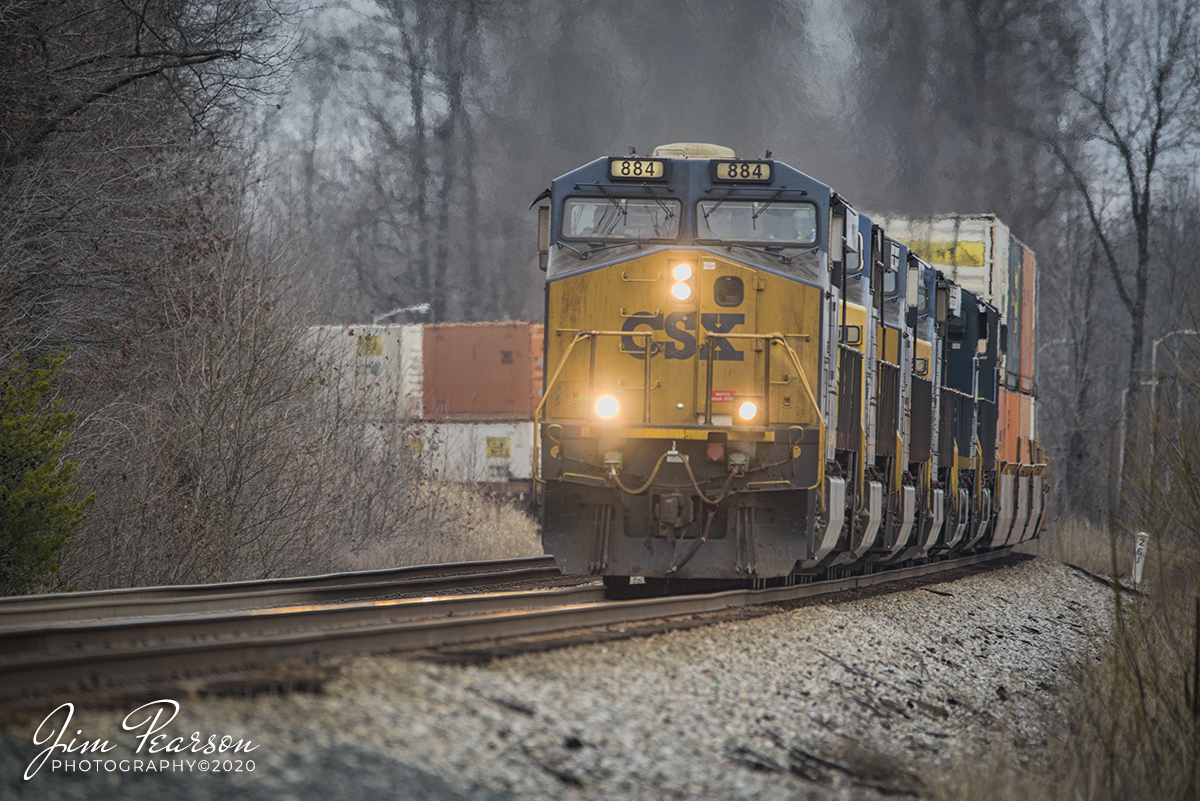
595 395 619 419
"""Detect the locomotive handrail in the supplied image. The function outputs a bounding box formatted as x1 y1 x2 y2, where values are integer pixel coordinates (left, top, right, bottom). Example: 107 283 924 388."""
533 329 827 504
696 330 826 498
533 331 589 498
770 335 827 499
533 329 657 497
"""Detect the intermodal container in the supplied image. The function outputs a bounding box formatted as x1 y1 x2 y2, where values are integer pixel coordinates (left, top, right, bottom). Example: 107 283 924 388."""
305 324 424 420
870 214 1038 401
422 322 544 421
870 213 1038 464
417 421 536 485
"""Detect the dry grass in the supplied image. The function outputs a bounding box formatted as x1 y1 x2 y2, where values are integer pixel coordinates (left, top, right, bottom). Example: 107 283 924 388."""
941 515 1200 801
1018 516 1135 580
338 481 542 571
978 327 1200 799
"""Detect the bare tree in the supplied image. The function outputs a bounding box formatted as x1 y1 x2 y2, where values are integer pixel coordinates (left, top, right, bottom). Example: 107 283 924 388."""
1 0 296 168
1038 198 1119 519
849 0 1078 228
0 0 300 359
1040 0 1200 398
0 0 549 593
58 202 540 590
272 0 498 323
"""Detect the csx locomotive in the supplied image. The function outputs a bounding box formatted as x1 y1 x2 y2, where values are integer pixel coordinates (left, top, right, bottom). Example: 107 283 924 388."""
533 143 1045 585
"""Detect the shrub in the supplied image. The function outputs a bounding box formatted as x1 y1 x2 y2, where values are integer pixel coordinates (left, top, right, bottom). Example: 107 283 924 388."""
0 351 93 595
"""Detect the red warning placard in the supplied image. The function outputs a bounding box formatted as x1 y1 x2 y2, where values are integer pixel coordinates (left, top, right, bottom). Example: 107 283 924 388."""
711 390 735 403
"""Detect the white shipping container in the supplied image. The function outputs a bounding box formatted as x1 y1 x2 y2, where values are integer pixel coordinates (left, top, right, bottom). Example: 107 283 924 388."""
305 324 424 420
871 213 1029 393
418 422 536 483
871 214 1010 316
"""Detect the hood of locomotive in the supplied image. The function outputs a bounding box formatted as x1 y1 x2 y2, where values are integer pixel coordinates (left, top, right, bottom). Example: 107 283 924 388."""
541 153 834 433
542 247 828 431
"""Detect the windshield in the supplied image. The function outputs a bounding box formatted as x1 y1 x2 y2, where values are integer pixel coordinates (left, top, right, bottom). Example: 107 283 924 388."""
697 200 817 244
562 197 680 240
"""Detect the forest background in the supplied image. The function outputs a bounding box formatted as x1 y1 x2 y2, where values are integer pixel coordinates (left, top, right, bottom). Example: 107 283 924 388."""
2 0 1198 593
7 2 1200 796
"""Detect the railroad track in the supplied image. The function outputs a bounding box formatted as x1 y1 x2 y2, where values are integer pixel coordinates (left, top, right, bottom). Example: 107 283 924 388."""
0 551 1011 704
0 556 563 627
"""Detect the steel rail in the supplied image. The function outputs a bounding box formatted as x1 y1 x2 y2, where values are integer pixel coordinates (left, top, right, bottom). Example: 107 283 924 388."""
0 550 1009 701
0 557 561 627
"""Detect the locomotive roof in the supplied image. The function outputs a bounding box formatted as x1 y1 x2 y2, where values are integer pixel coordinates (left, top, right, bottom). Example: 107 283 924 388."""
549 152 834 201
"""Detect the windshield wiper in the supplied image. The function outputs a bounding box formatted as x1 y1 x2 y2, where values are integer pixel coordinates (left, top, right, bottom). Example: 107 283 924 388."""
594 183 677 237
593 184 628 218
699 189 734 233
642 185 678 221
751 189 786 221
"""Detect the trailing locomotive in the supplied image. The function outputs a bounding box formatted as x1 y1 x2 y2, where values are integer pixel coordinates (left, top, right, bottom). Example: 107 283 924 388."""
532 143 1045 585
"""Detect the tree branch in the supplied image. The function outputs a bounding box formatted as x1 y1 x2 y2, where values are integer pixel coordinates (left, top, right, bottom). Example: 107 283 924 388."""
4 50 238 168
1043 134 1136 316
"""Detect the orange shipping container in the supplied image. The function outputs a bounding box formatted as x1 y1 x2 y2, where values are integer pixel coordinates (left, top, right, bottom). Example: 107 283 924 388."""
1019 393 1033 461
998 388 1035 464
1020 243 1036 395
422 322 544 421
998 390 1013 464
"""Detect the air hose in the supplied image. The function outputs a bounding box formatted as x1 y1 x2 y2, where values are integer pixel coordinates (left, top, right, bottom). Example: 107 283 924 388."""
610 450 737 506
667 508 718 574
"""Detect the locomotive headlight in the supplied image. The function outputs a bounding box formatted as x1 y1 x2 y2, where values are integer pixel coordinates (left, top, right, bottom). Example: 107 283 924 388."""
673 263 693 281
671 282 692 301
738 400 758 421
595 395 619 419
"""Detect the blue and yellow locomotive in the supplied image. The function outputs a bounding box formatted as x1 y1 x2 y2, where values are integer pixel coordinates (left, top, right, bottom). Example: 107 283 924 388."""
532 143 1045 586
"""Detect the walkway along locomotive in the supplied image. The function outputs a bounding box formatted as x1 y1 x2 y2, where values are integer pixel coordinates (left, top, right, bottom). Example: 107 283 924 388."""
531 143 1046 585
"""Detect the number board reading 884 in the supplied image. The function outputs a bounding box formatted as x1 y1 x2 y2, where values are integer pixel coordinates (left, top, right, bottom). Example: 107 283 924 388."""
714 161 772 182
609 159 666 180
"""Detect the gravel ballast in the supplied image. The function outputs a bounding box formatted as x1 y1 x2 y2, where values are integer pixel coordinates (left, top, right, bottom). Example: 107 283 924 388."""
2 557 1113 800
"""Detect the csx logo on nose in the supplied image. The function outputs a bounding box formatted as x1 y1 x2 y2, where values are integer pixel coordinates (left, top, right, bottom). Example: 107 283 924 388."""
620 312 745 360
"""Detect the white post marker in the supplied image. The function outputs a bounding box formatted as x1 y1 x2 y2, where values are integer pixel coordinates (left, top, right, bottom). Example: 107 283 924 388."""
1133 532 1150 589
